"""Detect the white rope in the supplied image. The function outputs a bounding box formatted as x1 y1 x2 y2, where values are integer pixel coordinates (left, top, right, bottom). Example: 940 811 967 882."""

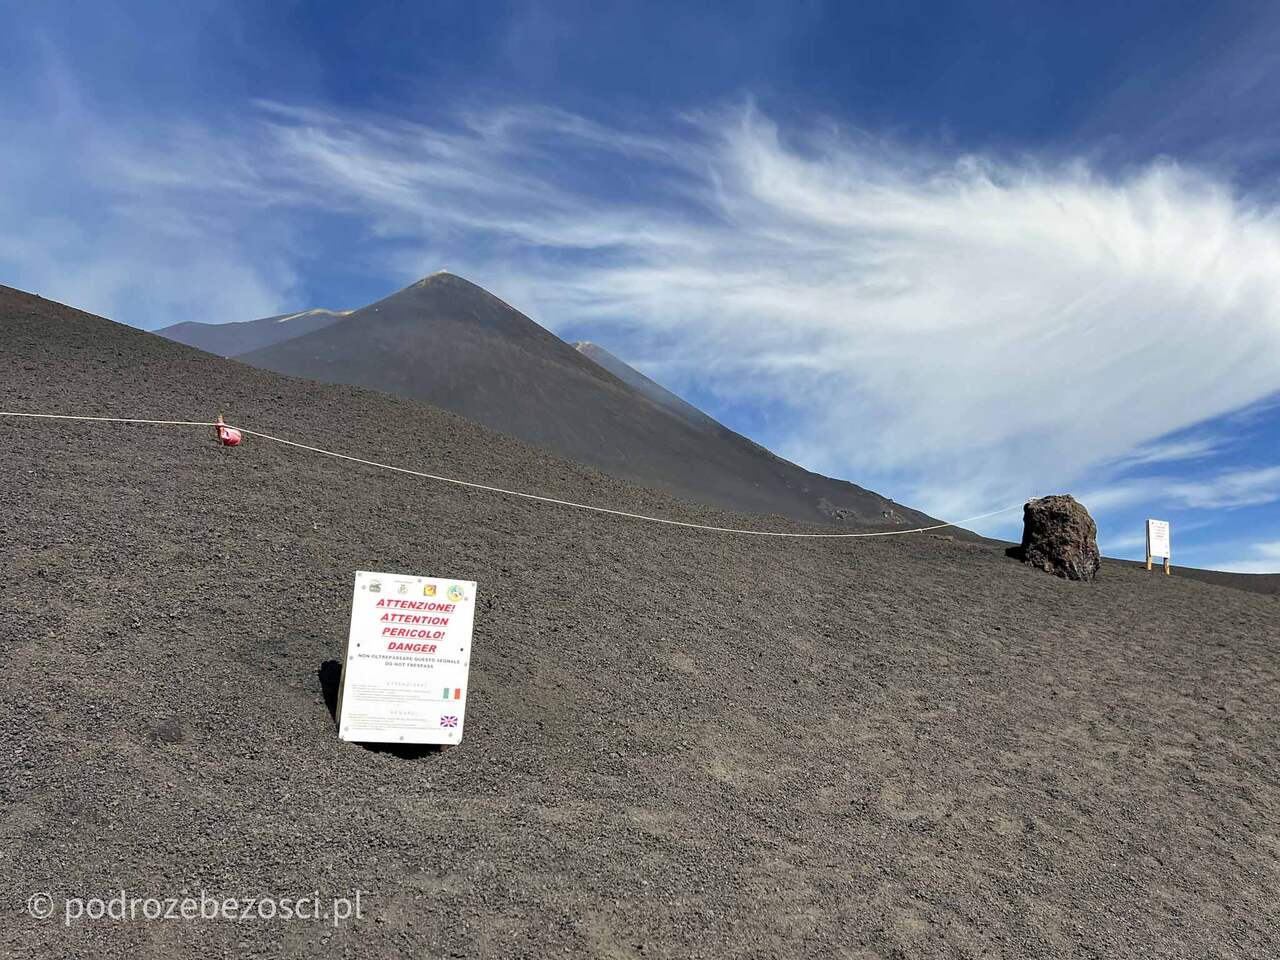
0 410 1025 538
0 411 215 426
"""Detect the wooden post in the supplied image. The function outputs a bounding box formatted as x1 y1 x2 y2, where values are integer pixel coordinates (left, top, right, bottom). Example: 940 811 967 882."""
1164 556 1171 576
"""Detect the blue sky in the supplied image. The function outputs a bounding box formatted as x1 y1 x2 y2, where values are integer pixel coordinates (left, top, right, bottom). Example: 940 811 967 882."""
3 1 1279 572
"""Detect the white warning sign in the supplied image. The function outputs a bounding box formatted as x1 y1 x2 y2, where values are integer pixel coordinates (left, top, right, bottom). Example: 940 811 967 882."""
1146 519 1171 560
336 571 477 745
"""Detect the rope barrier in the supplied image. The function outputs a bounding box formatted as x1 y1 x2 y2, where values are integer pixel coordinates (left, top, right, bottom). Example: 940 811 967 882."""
0 412 217 426
0 410 1026 538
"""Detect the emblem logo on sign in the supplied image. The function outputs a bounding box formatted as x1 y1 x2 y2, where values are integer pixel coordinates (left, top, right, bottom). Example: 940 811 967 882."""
447 584 466 603
368 580 382 594
397 582 409 595
423 583 437 597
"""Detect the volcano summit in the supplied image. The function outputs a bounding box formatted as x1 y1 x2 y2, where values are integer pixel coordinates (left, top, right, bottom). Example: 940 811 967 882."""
208 273 934 531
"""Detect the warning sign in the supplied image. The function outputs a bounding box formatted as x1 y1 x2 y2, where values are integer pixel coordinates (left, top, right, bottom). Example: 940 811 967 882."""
1146 519 1171 560
336 571 478 745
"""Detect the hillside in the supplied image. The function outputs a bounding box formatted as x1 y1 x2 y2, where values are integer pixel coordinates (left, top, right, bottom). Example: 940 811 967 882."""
233 273 933 530
2 284 1279 959
157 307 351 356
1164 563 1280 596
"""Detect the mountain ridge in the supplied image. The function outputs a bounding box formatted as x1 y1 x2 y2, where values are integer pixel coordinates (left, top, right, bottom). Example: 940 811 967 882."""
573 340 721 433
231 272 936 531
157 307 352 356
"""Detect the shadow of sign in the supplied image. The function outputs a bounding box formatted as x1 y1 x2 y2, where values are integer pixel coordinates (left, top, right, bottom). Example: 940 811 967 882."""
317 659 445 759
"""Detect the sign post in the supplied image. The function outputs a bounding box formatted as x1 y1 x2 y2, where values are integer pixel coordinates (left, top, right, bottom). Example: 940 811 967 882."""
1145 519 1171 575
336 571 478 745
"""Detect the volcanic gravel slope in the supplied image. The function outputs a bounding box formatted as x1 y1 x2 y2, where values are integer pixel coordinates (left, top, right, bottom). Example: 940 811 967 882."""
235 272 935 530
1161 564 1280 596
2 284 1279 960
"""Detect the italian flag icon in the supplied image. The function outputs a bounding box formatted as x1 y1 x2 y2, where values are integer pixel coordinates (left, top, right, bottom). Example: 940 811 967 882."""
442 687 461 700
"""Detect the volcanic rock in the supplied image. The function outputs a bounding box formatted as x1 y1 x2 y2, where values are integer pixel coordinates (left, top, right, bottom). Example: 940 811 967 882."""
1017 494 1101 581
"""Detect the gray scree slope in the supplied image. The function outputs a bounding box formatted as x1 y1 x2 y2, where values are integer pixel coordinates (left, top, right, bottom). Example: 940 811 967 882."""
2 283 1279 959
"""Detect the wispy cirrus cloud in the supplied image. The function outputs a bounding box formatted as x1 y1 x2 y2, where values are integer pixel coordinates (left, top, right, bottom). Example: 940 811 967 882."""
1191 539 1280 575
1107 437 1226 469
1083 465 1280 513
0 43 299 327
5 92 1280 550
183 99 1280 524
1167 466 1280 509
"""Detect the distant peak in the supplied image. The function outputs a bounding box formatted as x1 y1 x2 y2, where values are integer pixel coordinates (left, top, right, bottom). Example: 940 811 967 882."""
382 271 535 324
398 271 523 313
575 341 622 361
273 307 352 324
412 270 461 287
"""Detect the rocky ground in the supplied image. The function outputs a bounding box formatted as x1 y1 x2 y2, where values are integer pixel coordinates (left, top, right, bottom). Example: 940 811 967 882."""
1 286 1278 959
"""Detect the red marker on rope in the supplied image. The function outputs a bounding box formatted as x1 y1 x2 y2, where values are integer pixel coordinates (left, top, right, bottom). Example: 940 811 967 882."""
214 414 242 447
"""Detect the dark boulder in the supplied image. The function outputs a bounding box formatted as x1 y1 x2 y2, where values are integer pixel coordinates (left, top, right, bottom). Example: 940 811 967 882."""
1014 495 1101 581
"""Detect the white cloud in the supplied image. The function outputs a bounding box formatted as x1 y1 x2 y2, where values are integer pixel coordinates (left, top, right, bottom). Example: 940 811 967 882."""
1108 437 1225 468
1080 465 1280 514
0 52 296 329
6 95 1280 518
1207 540 1280 574
1213 560 1280 574
215 102 1280 518
1100 531 1148 554
0 209 294 330
1165 466 1280 509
